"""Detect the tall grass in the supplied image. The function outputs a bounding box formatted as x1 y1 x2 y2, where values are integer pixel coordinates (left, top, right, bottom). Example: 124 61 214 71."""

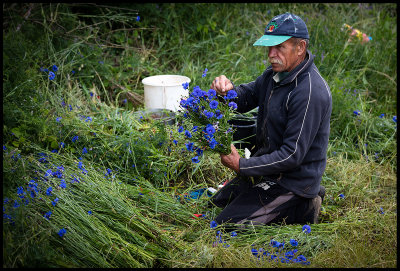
3 3 397 268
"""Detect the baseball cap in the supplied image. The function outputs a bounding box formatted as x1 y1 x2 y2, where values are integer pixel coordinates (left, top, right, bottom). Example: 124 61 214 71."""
253 12 309 47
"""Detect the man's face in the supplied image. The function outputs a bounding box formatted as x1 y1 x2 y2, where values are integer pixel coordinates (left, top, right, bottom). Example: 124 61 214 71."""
267 38 302 73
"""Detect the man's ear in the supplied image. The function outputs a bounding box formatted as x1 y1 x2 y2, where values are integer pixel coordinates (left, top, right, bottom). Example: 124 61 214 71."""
297 40 306 56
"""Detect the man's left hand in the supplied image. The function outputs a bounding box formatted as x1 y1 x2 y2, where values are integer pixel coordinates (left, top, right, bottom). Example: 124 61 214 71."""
220 144 240 173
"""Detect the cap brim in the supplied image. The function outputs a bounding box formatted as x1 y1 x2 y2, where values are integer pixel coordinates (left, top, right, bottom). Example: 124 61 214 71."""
253 35 291 46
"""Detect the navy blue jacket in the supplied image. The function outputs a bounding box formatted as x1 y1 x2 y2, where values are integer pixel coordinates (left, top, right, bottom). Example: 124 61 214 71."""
235 51 332 198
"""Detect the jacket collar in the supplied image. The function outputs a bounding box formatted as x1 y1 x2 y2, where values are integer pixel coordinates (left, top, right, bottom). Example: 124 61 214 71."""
275 50 314 86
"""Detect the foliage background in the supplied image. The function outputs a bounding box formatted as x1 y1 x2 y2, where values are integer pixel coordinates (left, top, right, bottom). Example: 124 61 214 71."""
2 3 397 268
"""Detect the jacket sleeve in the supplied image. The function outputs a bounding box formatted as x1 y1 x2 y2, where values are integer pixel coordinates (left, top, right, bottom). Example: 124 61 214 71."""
239 72 329 176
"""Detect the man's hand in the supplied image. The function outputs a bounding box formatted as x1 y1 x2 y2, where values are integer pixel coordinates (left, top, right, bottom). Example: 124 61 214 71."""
210 75 234 96
220 144 240 173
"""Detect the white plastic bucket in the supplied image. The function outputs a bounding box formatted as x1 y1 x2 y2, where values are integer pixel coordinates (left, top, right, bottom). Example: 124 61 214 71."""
142 75 191 112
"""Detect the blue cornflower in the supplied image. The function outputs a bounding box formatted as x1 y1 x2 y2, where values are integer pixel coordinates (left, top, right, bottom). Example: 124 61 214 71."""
85 116 92 122
59 142 65 148
202 68 208 77
192 126 198 133
210 220 218 228
205 124 216 135
82 147 88 154
192 156 200 163
178 126 184 133
302 224 311 234
52 65 58 72
184 130 192 138
173 139 178 145
207 89 217 99
339 193 345 199
136 15 140 21
72 135 79 142
228 101 238 110
353 110 361 116
88 210 93 215
89 92 93 97
182 82 189 90
17 186 25 195
58 228 67 238
204 110 214 119
379 207 384 214
215 110 223 120
209 138 218 149
46 187 53 196
226 90 237 99
231 231 237 237
56 117 62 122
60 179 67 189
209 100 218 109
49 72 55 80
393 116 397 123
186 142 195 152
3 145 6 151
379 113 385 118
196 148 203 156
71 70 75 75
98 61 104 65
251 248 259 257
52 197 59 206
44 211 52 220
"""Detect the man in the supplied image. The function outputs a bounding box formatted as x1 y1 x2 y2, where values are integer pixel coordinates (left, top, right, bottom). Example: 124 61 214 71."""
209 12 332 227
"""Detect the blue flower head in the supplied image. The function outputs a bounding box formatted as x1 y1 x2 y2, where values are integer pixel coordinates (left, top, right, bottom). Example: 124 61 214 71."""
209 100 218 110
184 130 192 138
379 113 385 118
82 147 88 154
56 117 62 122
226 90 237 100
178 126 184 133
353 110 361 116
205 124 216 135
46 187 53 196
204 110 214 119
339 193 345 199
52 65 58 72
192 156 200 163
290 239 298 247
202 68 208 77
207 89 217 99
136 15 140 21
58 228 67 238
210 220 218 228
302 224 311 234
393 116 397 123
49 72 55 80
186 142 195 152
209 138 218 149
196 148 203 156
182 82 189 90
228 101 238 110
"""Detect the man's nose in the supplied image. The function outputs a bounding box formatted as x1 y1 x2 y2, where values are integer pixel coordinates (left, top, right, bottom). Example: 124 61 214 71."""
268 46 277 58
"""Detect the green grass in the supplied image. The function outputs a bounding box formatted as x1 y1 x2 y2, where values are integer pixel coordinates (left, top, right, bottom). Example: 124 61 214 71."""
2 3 397 268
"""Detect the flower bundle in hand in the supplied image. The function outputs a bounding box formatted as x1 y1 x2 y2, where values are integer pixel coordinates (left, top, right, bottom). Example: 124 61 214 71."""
175 79 238 163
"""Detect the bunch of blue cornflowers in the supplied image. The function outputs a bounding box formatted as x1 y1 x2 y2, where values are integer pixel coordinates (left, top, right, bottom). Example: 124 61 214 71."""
175 69 238 163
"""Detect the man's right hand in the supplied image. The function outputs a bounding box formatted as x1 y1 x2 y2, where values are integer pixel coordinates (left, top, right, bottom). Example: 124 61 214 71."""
210 75 234 96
